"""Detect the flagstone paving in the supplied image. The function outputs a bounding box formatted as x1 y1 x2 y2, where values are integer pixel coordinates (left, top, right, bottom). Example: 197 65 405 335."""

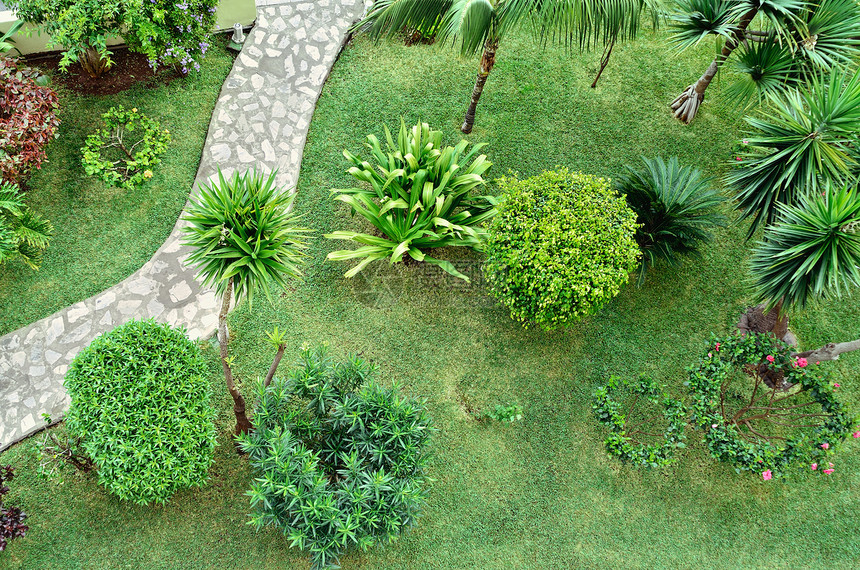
0 0 368 451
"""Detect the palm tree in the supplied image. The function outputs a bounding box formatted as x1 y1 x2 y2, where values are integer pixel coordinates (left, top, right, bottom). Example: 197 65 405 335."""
614 156 726 285
181 169 308 437
356 0 652 133
727 70 860 238
669 0 860 123
0 181 53 269
749 184 860 355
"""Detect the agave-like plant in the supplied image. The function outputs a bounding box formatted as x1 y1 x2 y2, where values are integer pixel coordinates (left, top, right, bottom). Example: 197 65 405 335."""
751 183 860 312
727 70 860 238
182 168 309 436
0 181 53 269
326 119 497 281
615 157 726 285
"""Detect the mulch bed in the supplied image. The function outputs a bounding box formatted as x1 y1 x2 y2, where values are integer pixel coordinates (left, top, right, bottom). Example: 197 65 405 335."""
24 47 184 96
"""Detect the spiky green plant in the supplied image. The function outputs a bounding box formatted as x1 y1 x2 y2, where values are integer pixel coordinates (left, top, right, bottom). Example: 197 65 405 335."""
727 71 860 238
326 119 497 281
181 168 309 436
0 181 53 269
615 157 726 285
751 183 860 312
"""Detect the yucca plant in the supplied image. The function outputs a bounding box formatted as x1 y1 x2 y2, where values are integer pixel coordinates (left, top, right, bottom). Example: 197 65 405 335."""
728 70 860 238
181 168 309 436
670 0 860 122
0 180 53 270
327 119 497 281
615 157 726 285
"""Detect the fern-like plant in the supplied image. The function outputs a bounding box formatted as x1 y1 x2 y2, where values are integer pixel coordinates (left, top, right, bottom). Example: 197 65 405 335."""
326 119 497 281
615 157 726 285
0 181 53 269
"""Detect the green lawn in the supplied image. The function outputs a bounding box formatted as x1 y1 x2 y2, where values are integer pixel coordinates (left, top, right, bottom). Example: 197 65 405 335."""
0 38 236 336
2 29 860 569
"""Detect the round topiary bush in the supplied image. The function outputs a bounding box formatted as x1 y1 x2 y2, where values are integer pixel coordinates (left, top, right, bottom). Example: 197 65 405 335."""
64 319 216 505
483 168 640 329
239 346 433 570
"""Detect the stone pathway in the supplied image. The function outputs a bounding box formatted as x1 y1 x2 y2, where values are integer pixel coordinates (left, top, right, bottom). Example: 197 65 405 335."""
0 0 368 452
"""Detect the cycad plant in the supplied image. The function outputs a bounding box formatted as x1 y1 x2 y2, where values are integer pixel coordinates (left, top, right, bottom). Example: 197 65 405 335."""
0 181 53 270
669 0 860 123
728 71 860 237
750 184 860 339
357 0 654 132
327 119 497 281
182 169 308 436
615 157 726 285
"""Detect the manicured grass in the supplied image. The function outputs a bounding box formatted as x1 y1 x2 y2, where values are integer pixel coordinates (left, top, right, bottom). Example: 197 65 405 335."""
0 38 236 336
3 29 860 569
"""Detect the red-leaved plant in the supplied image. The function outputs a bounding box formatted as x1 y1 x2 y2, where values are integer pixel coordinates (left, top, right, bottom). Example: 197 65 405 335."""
0 57 60 184
0 465 28 552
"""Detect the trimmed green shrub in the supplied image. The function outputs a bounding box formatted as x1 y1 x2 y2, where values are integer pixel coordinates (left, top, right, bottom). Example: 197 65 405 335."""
483 168 640 329
239 346 433 570
64 319 216 505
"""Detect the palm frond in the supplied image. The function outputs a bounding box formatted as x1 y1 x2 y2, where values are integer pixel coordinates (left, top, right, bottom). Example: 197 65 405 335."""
670 0 738 48
795 0 860 69
724 37 800 111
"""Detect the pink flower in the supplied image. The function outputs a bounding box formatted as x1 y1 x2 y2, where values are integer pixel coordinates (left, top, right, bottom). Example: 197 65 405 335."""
852 431 860 439
816 361 820 365
742 139 749 145
828 463 834 467
715 343 721 351
795 358 808 368
823 469 835 475
821 442 830 450
711 424 718 429
708 352 713 358
766 355 775 363
834 383 840 388
811 463 818 470
762 470 773 481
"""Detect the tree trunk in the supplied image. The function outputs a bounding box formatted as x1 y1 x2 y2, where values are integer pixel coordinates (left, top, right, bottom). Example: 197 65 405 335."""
461 37 499 134
671 9 757 123
737 299 790 342
264 343 286 388
218 277 253 438
794 339 860 362
591 39 615 89
80 44 110 79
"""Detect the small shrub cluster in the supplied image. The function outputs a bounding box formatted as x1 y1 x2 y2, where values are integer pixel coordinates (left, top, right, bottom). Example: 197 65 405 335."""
327 119 497 281
0 465 28 553
0 57 60 184
64 319 216 505
0 181 53 269
81 106 171 190
239 346 433 570
483 168 640 329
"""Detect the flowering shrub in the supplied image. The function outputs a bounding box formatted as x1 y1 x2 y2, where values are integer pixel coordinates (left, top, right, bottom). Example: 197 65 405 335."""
238 346 434 570
687 333 856 478
0 465 28 552
65 319 216 505
0 57 60 184
7 0 217 77
483 168 640 329
81 106 170 190
593 376 687 468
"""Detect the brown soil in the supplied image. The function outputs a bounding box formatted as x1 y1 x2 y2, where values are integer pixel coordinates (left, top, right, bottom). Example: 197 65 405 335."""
24 47 184 96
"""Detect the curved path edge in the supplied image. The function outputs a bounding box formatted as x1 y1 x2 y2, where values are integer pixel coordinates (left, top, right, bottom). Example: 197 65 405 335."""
0 0 369 452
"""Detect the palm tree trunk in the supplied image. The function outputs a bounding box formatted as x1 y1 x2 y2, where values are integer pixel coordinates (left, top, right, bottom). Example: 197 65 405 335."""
671 9 757 123
80 44 110 79
461 37 500 134
591 39 615 88
218 277 253 438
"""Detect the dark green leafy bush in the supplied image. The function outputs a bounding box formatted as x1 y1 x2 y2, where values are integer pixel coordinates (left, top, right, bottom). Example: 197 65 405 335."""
239 346 433 570
64 319 216 505
483 168 640 329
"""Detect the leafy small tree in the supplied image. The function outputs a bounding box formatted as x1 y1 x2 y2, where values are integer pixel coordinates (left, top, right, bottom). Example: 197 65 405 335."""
356 0 653 133
64 319 216 505
239 346 433 570
8 0 218 78
669 0 860 123
484 168 640 329
182 169 309 437
0 181 53 270
615 156 726 285
0 465 28 553
749 184 860 354
326 119 497 281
